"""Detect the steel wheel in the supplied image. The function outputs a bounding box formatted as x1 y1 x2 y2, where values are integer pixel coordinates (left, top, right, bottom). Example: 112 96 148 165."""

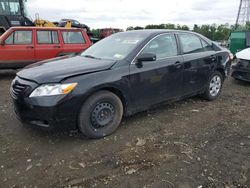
78 90 123 138
91 102 115 129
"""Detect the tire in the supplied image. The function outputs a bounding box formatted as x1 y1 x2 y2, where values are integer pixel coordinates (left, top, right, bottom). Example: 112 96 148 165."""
202 71 223 101
78 90 123 138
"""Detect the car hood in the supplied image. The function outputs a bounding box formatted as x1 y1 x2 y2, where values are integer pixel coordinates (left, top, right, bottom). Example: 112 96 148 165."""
236 48 250 60
17 55 116 84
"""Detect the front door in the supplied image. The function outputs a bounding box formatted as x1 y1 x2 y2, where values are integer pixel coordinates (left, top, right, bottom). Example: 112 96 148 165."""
0 30 35 68
129 33 183 110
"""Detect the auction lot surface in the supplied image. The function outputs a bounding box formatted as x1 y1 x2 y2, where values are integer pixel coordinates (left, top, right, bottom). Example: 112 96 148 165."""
1 72 250 188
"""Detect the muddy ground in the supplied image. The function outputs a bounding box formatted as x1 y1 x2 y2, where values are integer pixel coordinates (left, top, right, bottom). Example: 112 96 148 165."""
1 71 250 188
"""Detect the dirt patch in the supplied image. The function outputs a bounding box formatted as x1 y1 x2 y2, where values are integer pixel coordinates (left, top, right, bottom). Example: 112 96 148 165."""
0 72 250 188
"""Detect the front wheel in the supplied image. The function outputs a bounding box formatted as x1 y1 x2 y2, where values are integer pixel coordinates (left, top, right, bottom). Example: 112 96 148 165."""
78 90 123 138
202 71 223 101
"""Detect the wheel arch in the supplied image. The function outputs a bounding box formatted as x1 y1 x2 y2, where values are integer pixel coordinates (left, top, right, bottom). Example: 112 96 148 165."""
80 85 129 116
216 67 226 80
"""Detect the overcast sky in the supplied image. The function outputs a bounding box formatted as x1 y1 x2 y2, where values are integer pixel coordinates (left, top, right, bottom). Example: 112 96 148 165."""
26 0 239 29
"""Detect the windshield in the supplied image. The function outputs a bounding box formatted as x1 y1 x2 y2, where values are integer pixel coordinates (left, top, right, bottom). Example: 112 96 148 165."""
81 32 147 60
0 0 22 15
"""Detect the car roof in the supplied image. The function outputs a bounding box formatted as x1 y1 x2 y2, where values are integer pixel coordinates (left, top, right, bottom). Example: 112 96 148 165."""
61 19 77 22
124 29 199 35
9 27 84 31
123 29 212 42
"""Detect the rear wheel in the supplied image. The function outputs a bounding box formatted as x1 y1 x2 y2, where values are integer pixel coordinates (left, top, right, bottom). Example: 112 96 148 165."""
78 90 123 138
202 71 223 101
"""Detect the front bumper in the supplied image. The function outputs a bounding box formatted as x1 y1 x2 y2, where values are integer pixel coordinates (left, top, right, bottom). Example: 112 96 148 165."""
10 77 79 131
231 65 250 82
12 96 78 131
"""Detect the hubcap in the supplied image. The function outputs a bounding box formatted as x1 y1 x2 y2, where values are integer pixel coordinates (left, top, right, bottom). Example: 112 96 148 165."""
91 102 115 129
209 75 221 97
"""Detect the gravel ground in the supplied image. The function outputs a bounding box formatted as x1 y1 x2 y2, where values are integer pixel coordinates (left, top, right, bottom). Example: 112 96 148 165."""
0 71 250 188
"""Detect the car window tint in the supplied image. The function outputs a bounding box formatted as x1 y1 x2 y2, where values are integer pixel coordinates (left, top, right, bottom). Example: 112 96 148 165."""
37 31 52 44
201 39 213 51
5 33 14 44
179 33 203 54
37 31 59 44
142 34 178 59
62 31 85 44
73 20 80 25
52 31 59 43
12 31 32 44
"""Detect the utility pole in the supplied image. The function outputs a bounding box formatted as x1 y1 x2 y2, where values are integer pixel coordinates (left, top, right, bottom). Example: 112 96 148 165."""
236 0 250 29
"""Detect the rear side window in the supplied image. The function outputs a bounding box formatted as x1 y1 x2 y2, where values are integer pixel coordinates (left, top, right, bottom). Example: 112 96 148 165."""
37 31 59 44
62 31 85 44
5 30 32 44
179 33 203 54
201 39 213 51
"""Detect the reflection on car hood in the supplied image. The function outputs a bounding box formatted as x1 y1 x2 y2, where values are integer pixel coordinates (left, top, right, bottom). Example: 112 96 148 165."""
17 55 116 84
236 48 250 60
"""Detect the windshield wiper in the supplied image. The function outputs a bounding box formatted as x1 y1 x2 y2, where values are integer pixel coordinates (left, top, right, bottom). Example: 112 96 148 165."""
83 55 102 60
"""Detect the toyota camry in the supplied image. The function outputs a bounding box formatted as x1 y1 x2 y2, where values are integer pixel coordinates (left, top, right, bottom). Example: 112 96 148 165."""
10 30 231 138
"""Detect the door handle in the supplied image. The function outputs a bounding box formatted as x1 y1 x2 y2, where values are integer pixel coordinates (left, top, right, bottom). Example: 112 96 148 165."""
210 55 216 62
175 61 182 69
26 46 34 49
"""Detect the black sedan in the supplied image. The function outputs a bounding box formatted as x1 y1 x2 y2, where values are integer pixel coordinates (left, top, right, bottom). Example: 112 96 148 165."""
10 30 231 138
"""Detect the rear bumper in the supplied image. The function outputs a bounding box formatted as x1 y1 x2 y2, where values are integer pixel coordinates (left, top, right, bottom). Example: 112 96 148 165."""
231 65 250 82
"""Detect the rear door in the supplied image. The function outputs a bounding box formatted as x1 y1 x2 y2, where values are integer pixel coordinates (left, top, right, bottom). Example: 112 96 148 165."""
61 30 91 55
0 29 35 67
35 30 62 61
178 33 215 95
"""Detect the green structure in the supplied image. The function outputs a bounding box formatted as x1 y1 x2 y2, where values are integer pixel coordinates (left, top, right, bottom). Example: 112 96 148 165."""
229 31 250 55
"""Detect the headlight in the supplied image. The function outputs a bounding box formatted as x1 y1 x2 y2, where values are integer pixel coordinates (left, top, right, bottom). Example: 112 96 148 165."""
29 83 77 97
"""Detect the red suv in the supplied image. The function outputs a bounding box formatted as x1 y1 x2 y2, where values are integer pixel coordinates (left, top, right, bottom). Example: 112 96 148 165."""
0 27 92 69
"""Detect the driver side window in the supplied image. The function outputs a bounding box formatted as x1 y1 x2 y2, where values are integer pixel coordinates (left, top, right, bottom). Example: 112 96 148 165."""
141 34 178 59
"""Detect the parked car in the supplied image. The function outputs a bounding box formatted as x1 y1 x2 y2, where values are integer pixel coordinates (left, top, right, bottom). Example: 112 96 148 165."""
232 48 250 82
10 30 231 138
58 19 94 37
99 28 122 39
0 27 92 69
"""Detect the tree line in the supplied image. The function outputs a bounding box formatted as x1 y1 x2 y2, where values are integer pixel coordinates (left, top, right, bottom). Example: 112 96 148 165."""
126 23 234 41
91 23 250 41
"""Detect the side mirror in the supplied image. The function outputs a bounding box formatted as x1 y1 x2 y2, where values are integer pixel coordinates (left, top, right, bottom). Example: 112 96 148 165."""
136 53 156 63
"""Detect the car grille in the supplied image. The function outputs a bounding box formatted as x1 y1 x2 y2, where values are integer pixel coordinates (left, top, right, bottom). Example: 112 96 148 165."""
239 59 250 69
239 72 250 80
10 77 36 98
12 82 29 96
